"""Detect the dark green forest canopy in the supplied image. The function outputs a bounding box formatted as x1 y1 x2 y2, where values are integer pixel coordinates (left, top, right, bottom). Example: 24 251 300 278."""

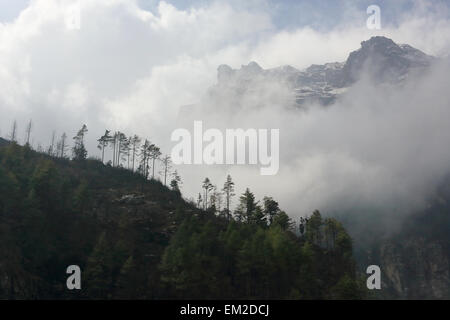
0 142 365 299
0 137 9 147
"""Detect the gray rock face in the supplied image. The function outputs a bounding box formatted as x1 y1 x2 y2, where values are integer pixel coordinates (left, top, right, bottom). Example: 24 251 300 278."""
341 36 434 86
380 237 450 299
360 175 450 300
211 36 435 108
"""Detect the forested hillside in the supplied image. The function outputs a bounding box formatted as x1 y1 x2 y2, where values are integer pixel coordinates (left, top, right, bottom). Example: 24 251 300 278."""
0 141 365 299
0 137 8 147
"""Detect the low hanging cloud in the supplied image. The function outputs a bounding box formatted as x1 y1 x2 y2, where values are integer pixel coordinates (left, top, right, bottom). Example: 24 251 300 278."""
1 0 450 232
173 57 450 229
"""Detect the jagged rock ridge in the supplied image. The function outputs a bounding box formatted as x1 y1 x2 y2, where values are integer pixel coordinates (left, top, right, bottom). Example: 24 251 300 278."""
213 36 435 107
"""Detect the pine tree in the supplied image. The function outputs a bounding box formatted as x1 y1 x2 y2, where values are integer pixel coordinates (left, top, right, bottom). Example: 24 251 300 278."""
97 130 111 163
125 136 132 169
72 124 88 161
48 131 56 156
84 232 113 298
222 174 235 220
306 210 323 247
149 145 161 179
114 255 139 299
109 132 118 166
211 186 223 215
139 139 151 178
202 177 213 210
114 132 127 167
9 120 17 143
58 133 68 158
170 170 182 193
235 188 257 223
263 196 280 224
131 135 141 172
161 155 172 186
209 185 218 213
271 211 292 231
197 193 203 208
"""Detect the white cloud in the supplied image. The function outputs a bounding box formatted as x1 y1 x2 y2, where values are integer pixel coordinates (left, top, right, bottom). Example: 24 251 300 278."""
1 0 450 230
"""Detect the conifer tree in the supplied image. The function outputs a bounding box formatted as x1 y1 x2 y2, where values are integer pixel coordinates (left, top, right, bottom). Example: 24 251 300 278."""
131 135 141 172
72 124 88 161
263 196 280 224
202 177 213 210
150 145 161 179
139 139 151 178
197 193 203 208
58 133 68 158
9 120 17 143
97 130 111 163
235 188 257 222
161 155 172 186
222 174 235 220
170 170 182 193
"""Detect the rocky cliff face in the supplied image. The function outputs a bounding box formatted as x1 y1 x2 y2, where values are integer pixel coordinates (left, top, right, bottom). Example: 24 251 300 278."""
379 237 449 299
211 36 435 109
358 176 450 300
340 36 433 86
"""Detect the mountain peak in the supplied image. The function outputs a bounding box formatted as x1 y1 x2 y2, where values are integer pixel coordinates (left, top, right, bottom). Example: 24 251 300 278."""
212 37 434 107
361 36 398 49
242 61 263 72
217 61 264 85
217 64 234 84
341 36 433 85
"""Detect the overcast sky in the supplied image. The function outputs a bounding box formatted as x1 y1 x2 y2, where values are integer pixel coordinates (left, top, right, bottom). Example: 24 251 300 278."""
1 0 450 227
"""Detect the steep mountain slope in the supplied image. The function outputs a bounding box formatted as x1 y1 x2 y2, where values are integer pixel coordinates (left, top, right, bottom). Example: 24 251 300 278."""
0 143 365 299
365 177 450 299
340 36 433 86
0 143 196 299
378 236 449 299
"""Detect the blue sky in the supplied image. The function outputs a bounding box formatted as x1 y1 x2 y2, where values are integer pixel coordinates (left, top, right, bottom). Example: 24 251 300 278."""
0 0 29 22
1 0 450 212
136 0 418 30
1 0 448 29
